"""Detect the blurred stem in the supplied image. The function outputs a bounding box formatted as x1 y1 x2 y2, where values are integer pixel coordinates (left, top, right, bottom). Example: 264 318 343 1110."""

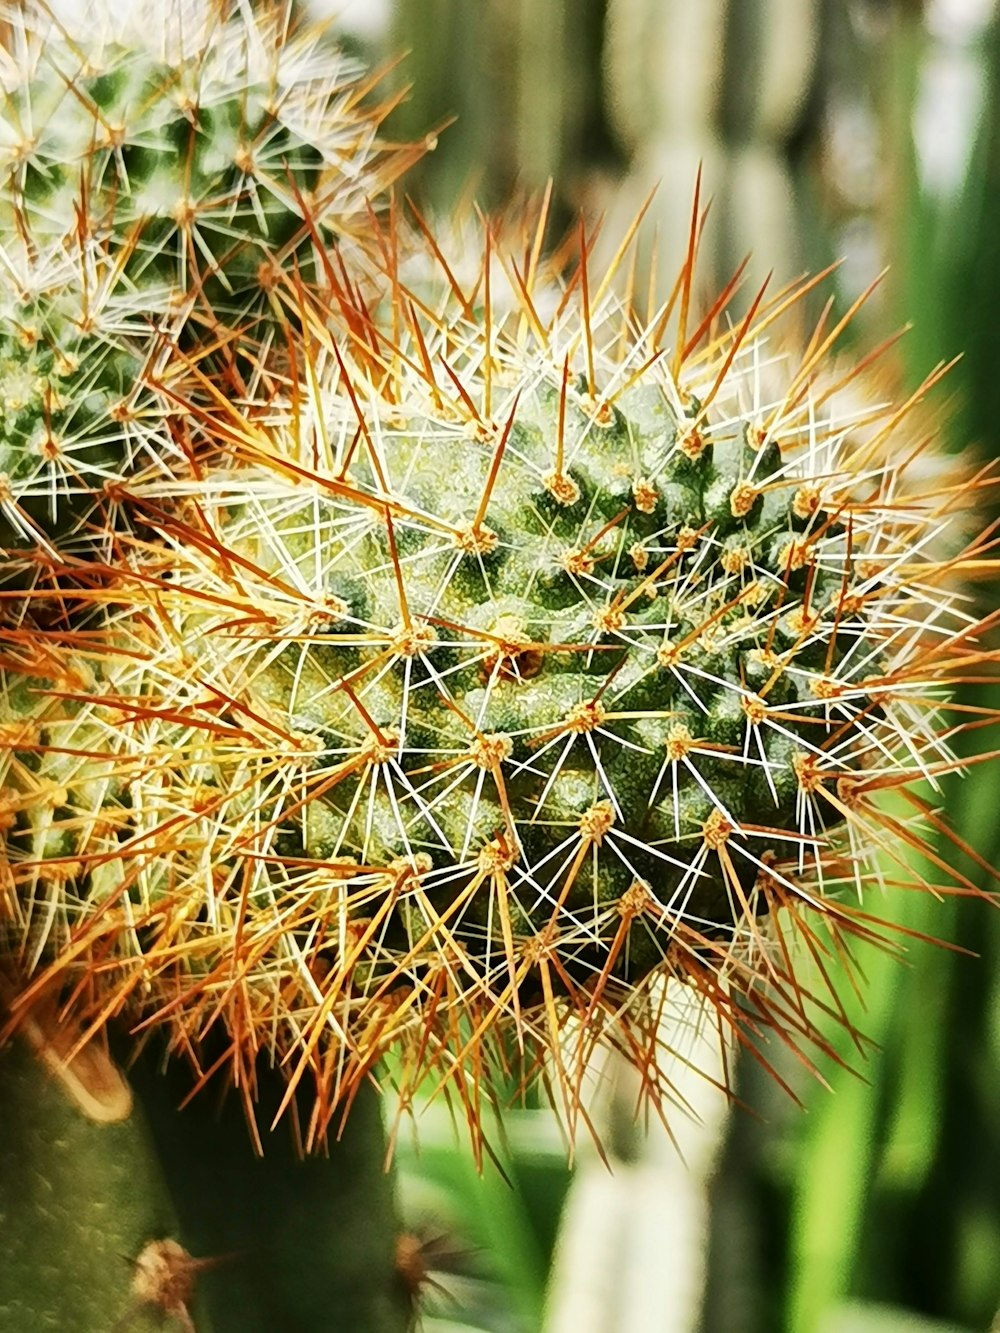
0 1027 407 1332
785 823 945 1333
127 1043 408 1333
0 1034 195 1332
389 0 610 214
878 2 924 330
412 1125 550 1329
545 995 729 1333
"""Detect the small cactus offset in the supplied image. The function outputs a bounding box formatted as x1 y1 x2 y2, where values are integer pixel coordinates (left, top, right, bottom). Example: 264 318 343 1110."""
3 183 996 1157
0 0 421 553
1 0 413 276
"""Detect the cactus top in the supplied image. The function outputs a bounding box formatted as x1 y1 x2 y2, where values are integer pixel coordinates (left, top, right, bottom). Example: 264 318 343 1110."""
1 0 408 268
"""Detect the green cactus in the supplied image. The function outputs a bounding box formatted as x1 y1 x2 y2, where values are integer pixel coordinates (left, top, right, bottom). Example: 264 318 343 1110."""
0 16 997 1322
0 1026 408 1331
2 201 991 1153
0 0 420 553
2 0 410 287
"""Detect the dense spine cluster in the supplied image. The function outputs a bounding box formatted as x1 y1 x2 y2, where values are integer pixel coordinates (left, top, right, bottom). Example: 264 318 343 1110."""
0 0 420 550
1 176 993 1142
0 230 181 551
1 0 408 270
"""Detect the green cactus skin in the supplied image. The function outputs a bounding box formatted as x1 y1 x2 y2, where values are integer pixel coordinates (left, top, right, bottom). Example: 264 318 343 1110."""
0 0 418 553
127 1046 409 1333
0 1034 201 1332
0 1034 408 1332
0 206 982 1141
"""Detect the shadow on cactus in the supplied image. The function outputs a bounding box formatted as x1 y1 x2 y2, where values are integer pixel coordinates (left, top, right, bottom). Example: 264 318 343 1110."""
0 0 424 554
2 180 998 1154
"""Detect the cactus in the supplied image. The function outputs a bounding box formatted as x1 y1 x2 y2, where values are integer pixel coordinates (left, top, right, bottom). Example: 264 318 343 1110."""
0 5 427 1327
0 16 997 1321
3 189 995 1153
0 0 422 552
2 0 414 284
389 0 608 209
0 1021 409 1331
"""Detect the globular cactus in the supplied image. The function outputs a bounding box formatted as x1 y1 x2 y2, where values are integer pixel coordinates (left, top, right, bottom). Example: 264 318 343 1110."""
1 0 414 284
3 194 994 1161
0 0 422 552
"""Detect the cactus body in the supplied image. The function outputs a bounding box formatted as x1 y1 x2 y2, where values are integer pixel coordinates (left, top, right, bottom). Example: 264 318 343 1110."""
0 9 995 1328
0 1033 407 1332
0 0 418 551
2 207 987 1139
0 1033 196 1332
2 0 401 285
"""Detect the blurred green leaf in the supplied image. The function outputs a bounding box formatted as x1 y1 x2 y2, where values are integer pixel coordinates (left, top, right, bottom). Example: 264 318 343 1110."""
818 1302 970 1333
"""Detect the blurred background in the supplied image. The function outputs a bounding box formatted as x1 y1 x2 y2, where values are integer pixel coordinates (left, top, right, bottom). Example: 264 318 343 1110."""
310 3 1000 1330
